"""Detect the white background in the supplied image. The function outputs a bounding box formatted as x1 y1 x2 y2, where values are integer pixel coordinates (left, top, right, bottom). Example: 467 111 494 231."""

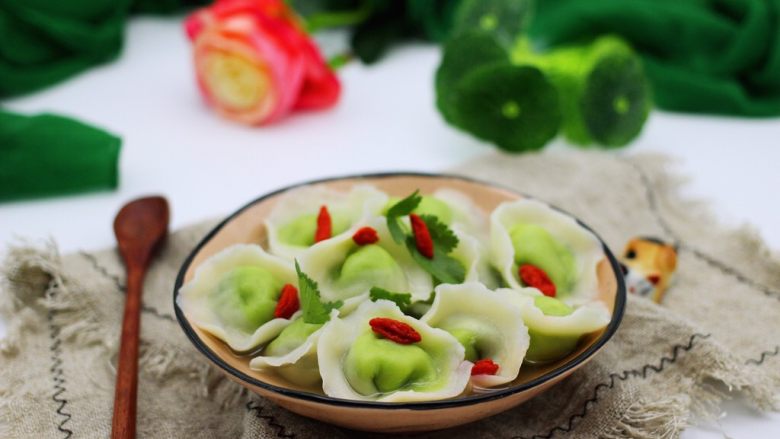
1 17 778 438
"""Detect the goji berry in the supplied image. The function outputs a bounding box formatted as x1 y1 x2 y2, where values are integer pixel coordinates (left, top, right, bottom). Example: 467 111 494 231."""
314 205 332 243
369 317 421 344
273 283 299 319
409 213 434 259
352 226 379 245
471 359 500 376
519 264 556 297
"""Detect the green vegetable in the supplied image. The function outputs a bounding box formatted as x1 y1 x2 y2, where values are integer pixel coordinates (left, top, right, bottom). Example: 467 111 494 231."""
210 267 283 333
435 31 507 125
264 318 323 357
452 0 533 45
337 245 406 291
369 287 412 311
509 223 576 296
344 331 436 395
512 35 651 147
295 261 342 324
451 62 562 152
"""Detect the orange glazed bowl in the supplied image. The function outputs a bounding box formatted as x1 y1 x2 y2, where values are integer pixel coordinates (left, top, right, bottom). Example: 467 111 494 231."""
173 173 626 433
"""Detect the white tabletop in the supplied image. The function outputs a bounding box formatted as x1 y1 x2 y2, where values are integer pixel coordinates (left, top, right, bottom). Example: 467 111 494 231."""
1 17 778 438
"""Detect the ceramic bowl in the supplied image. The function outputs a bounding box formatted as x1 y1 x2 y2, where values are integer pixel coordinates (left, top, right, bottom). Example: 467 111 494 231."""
173 173 626 433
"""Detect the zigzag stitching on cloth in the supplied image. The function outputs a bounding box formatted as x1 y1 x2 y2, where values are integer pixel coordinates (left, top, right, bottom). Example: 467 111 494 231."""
513 333 711 439
622 157 780 302
48 307 74 438
246 400 295 438
78 251 175 322
746 346 780 366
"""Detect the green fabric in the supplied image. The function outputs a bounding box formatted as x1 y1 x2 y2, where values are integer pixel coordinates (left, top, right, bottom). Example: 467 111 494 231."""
0 0 201 98
0 111 120 202
530 0 780 117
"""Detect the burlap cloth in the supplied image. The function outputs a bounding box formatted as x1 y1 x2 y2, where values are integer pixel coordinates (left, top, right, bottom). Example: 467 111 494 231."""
1 151 779 439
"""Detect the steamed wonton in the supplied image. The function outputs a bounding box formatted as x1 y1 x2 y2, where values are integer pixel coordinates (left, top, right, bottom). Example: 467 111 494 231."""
421 283 529 387
266 185 388 260
499 288 610 362
318 300 471 402
490 198 603 305
177 244 298 351
296 217 434 303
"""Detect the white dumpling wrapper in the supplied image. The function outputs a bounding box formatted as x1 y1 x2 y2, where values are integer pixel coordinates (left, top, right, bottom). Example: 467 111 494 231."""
421 283 530 388
317 300 472 402
490 198 604 305
297 217 434 302
177 244 298 352
266 184 389 260
498 288 611 336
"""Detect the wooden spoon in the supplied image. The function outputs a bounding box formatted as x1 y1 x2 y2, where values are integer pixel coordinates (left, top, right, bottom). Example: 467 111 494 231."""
111 196 169 439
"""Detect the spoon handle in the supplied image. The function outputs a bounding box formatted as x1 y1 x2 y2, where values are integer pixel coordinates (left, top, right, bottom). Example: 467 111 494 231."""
111 267 144 439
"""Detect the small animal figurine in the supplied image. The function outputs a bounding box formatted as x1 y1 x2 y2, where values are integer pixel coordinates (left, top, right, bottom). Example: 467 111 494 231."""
620 237 678 303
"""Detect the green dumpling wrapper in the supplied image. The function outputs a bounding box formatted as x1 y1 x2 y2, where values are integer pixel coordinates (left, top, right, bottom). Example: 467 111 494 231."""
344 332 437 395
509 223 576 295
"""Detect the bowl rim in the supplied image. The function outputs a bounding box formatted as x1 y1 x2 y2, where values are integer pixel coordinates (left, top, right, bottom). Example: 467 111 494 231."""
173 171 626 410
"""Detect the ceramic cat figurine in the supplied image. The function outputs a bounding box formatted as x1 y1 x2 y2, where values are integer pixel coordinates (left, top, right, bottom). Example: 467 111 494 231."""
620 237 677 303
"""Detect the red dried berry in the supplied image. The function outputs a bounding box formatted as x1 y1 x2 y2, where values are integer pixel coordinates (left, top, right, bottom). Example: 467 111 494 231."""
471 359 500 376
369 317 422 344
352 226 379 245
273 284 299 319
314 205 332 243
519 264 556 297
409 213 434 259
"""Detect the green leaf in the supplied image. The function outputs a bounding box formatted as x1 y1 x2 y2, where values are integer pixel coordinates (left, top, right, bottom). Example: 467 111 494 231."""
452 62 562 152
295 261 342 324
419 214 459 254
452 0 533 46
385 190 421 244
405 237 465 284
436 31 508 125
369 287 412 311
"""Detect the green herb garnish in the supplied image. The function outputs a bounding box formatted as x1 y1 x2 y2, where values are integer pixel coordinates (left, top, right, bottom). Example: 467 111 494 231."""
369 287 412 311
386 190 422 244
295 260 342 324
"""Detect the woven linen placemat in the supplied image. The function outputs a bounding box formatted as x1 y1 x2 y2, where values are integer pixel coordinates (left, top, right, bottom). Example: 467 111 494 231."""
1 150 778 438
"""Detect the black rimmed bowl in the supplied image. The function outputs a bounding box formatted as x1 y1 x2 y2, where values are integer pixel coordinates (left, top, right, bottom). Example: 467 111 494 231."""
173 173 626 433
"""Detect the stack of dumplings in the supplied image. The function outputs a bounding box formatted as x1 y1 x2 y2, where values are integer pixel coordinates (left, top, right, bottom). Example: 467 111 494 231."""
177 184 612 402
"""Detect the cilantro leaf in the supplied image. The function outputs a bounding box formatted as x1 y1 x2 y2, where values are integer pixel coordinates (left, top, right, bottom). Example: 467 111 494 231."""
419 214 459 253
369 287 412 311
295 260 342 324
386 190 422 244
405 237 466 284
